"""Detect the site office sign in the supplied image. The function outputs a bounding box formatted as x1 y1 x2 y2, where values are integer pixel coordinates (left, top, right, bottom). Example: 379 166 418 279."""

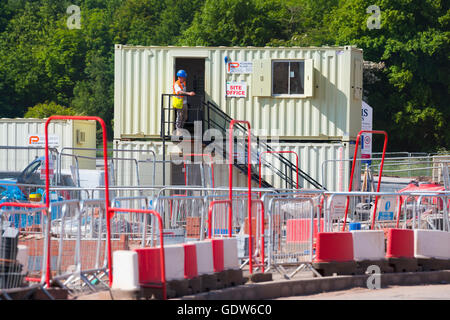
226 82 247 98
227 61 253 74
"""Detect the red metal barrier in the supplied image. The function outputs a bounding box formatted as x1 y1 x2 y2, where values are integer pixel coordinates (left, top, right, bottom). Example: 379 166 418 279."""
0 202 49 286
112 207 166 300
342 130 388 231
45 116 112 284
208 200 232 238
258 150 299 193
229 120 255 273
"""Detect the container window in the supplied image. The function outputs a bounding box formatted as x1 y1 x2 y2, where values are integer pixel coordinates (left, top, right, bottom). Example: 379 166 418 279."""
272 60 305 96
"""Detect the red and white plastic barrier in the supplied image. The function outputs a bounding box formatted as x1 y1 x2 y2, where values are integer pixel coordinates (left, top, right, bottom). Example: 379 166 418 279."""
163 245 185 281
191 240 214 275
351 230 385 261
112 250 139 291
123 239 240 291
315 232 354 262
183 243 198 279
414 230 450 260
223 238 240 270
135 245 184 282
386 228 414 259
211 239 224 272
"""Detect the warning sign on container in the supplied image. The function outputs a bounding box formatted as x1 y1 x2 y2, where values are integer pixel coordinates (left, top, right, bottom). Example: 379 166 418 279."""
27 134 60 147
227 61 253 74
226 82 247 98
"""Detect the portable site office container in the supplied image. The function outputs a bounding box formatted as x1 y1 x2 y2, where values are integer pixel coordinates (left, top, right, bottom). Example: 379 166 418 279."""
0 118 97 172
114 44 363 141
113 44 364 190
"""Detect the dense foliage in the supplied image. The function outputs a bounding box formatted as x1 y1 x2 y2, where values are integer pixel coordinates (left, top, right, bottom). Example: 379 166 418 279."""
0 0 448 151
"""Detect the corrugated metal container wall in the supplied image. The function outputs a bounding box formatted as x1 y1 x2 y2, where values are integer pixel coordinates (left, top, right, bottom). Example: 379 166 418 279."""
113 140 257 189
0 119 96 172
114 45 362 141
261 142 352 191
113 140 353 192
113 140 165 187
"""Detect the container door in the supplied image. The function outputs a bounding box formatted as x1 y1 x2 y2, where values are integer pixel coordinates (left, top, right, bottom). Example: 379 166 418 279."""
174 58 205 133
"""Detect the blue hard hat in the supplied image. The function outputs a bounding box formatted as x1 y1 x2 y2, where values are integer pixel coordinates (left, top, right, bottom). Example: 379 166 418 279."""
177 69 187 78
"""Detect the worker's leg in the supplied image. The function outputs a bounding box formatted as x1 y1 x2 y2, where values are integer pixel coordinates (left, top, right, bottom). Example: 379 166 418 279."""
176 105 188 129
175 108 183 129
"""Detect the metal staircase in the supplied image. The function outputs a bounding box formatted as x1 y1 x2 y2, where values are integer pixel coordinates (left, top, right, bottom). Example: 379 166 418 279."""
160 94 324 189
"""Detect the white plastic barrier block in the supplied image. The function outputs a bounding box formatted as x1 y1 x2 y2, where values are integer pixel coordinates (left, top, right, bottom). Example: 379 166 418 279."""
414 229 450 259
351 230 385 261
223 238 239 270
191 240 214 275
164 244 185 281
112 251 139 291
16 245 28 275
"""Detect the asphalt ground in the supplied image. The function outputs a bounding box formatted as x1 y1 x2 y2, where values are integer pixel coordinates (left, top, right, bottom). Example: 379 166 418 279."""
276 283 450 300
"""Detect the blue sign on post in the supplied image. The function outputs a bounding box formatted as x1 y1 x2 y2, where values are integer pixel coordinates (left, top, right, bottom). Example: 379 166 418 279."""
377 200 394 220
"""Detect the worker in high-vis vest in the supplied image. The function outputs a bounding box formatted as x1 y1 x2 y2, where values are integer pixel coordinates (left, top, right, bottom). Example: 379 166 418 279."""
173 69 195 130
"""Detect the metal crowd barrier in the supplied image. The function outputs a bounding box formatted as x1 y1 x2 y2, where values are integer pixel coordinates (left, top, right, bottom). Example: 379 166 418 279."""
0 205 49 289
263 193 321 278
414 194 449 231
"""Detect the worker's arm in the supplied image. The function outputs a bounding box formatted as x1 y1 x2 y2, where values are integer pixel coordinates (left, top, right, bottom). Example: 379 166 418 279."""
174 82 195 96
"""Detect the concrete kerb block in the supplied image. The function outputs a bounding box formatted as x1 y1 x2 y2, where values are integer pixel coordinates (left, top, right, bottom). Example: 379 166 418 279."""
187 277 202 294
416 258 450 271
312 261 358 277
167 279 190 298
215 270 228 289
199 273 219 292
249 272 273 283
225 269 245 286
356 259 394 274
175 270 450 300
387 257 420 273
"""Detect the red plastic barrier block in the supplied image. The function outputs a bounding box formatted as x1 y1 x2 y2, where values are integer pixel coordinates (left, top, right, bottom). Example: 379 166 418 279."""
315 232 354 262
134 248 161 284
286 218 324 243
386 228 414 259
211 239 224 273
183 243 198 279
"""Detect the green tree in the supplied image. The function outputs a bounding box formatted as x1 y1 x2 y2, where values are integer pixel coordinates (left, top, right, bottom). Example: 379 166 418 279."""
181 0 287 46
327 0 450 151
72 53 114 138
24 101 78 118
